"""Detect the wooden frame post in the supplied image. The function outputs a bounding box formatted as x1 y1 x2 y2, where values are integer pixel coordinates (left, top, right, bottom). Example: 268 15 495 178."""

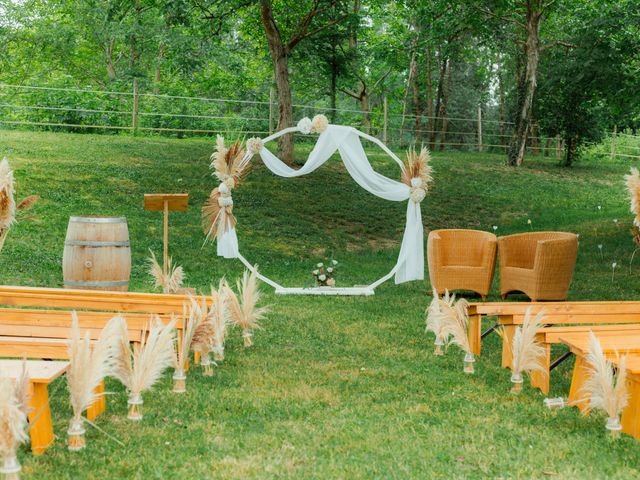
132 78 140 135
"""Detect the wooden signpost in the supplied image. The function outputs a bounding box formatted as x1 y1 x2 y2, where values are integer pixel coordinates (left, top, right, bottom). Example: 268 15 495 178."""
143 194 189 276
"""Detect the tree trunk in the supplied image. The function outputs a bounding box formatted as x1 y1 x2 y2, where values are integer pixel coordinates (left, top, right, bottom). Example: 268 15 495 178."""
399 51 415 147
360 89 370 134
260 0 294 164
562 132 579 167
507 6 542 166
429 54 447 150
153 43 166 94
105 39 117 81
425 46 433 144
411 50 421 140
544 135 552 157
498 65 505 144
439 59 452 151
329 45 338 123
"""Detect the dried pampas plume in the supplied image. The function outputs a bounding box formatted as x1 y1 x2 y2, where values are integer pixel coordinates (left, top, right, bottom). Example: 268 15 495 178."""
425 288 454 355
173 298 206 392
190 297 216 376
203 137 251 244
509 308 547 394
148 250 184 294
211 280 231 362
402 146 433 189
440 296 474 373
66 313 121 450
625 168 640 227
0 376 28 479
0 158 39 253
580 332 629 438
226 270 268 347
110 317 176 420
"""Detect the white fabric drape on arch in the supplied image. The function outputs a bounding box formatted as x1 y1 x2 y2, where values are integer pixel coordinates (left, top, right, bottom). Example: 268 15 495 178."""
217 125 424 284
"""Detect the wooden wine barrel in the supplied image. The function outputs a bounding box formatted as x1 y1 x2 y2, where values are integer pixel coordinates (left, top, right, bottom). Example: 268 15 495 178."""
62 217 131 291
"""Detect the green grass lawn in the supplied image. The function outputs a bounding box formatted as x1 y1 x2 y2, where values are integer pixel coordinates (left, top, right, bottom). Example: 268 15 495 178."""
1 129 640 478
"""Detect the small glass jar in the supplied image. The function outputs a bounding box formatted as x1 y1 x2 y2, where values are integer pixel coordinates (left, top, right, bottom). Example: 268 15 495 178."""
463 352 475 374
172 370 187 393
127 393 143 421
67 418 86 451
510 372 524 394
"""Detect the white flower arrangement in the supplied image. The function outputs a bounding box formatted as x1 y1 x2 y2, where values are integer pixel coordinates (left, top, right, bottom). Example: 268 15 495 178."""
246 137 263 155
312 259 338 287
410 187 426 204
297 117 312 134
311 114 329 134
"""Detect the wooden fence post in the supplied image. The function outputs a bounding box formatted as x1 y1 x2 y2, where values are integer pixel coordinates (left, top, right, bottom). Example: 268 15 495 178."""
383 96 388 144
555 134 561 160
132 78 139 135
611 125 617 160
477 105 483 152
269 87 275 135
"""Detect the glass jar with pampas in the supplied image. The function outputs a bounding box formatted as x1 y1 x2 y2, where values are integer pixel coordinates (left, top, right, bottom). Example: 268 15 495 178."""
173 297 208 393
425 289 455 356
226 270 269 348
66 313 122 450
108 317 177 421
438 296 474 374
0 373 29 480
580 332 628 439
501 308 547 394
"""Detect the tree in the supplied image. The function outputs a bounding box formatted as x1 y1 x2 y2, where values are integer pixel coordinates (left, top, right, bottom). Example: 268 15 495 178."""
258 0 349 163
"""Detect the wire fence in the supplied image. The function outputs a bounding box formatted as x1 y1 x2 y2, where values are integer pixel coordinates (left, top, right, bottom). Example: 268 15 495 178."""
0 82 635 159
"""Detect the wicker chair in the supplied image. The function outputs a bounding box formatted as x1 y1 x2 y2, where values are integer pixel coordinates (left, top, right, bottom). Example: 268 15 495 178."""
498 232 578 301
427 229 497 300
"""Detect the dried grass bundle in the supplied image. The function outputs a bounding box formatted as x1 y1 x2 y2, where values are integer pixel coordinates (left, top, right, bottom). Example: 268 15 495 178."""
401 146 433 189
173 298 206 392
510 308 547 394
625 167 640 227
203 137 250 244
580 332 629 437
211 281 231 362
147 250 184 294
440 297 474 373
210 136 249 186
110 317 176 420
0 376 28 479
0 158 39 254
226 270 268 347
201 187 237 243
66 313 121 450
0 159 16 236
425 288 454 355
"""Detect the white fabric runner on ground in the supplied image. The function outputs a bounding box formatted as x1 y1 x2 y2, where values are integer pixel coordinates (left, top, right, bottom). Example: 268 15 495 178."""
217 125 424 284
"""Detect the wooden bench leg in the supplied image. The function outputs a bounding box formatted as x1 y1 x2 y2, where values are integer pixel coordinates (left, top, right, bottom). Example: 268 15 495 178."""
86 380 106 421
28 383 54 455
530 342 551 394
194 351 201 365
568 356 590 413
622 377 640 439
468 314 482 355
501 325 516 369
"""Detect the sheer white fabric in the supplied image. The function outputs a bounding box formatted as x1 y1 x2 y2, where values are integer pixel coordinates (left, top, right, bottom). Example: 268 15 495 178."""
217 125 424 283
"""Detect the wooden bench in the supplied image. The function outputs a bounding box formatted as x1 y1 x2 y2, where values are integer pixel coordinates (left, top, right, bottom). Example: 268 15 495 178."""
0 360 68 455
0 285 211 422
467 301 640 357
560 333 640 440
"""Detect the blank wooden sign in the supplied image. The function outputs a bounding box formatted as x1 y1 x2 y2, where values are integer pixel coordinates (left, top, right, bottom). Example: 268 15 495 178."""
143 193 189 212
